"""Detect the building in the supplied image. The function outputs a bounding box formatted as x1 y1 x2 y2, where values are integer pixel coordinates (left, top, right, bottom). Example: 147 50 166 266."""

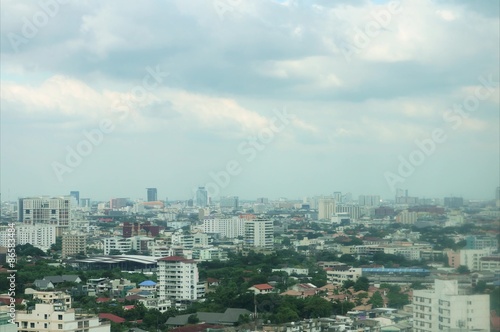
444 197 464 209
412 279 490 332
336 204 361 221
460 249 492 271
465 235 498 250
15 302 110 332
69 191 80 206
18 196 71 229
109 198 128 210
193 217 246 238
195 187 208 207
0 311 16 332
220 196 239 209
325 266 362 284
102 237 132 255
318 197 336 220
244 218 274 250
396 210 418 224
157 256 205 304
146 188 157 202
248 283 274 294
358 195 381 207
62 232 87 258
80 198 91 208
16 224 57 251
480 256 500 272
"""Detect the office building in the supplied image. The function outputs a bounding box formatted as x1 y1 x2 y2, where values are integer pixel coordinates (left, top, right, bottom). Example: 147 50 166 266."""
358 195 381 207
146 188 157 202
318 197 336 220
412 279 490 332
80 198 91 208
69 191 80 206
18 196 71 227
220 196 239 209
396 210 418 224
194 217 246 238
195 187 208 207
61 232 87 259
336 204 361 220
244 218 274 249
109 198 128 209
157 256 205 302
444 197 464 209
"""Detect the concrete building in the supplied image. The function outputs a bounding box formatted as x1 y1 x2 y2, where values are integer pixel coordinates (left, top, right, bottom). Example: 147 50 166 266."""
325 266 362 284
460 249 492 272
396 210 418 224
220 196 239 209
318 197 336 220
18 196 72 227
157 256 205 304
465 235 498 250
195 187 208 207
62 232 87 258
244 218 274 250
146 188 157 202
336 204 361 221
412 279 490 332
15 302 110 332
194 217 246 238
16 224 57 251
102 237 132 255
358 195 381 207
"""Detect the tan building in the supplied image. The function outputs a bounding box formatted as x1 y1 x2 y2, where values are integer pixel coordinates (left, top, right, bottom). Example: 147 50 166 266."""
62 232 87 258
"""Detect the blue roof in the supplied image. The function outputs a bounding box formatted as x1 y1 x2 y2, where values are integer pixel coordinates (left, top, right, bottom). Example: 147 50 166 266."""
362 268 429 273
139 280 157 286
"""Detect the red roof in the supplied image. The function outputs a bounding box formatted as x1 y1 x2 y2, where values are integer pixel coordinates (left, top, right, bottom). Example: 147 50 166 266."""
99 313 126 323
123 305 135 310
0 298 23 305
159 256 195 263
206 278 219 283
96 297 111 303
252 283 274 290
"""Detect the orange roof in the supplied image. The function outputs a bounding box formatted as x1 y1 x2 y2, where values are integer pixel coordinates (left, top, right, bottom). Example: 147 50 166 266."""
253 283 273 290
99 313 125 323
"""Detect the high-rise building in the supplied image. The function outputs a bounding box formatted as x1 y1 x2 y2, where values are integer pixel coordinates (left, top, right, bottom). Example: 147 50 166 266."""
244 218 274 250
109 198 128 209
80 198 91 208
18 196 71 227
194 217 246 238
195 187 208 207
412 279 490 332
220 196 239 209
358 195 381 207
157 256 205 302
16 224 58 251
333 192 342 203
70 191 80 206
444 197 464 209
62 232 87 258
318 197 336 220
146 188 157 202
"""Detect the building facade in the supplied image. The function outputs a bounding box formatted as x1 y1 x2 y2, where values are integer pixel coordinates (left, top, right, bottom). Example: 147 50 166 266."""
62 232 87 258
412 279 490 332
244 218 274 250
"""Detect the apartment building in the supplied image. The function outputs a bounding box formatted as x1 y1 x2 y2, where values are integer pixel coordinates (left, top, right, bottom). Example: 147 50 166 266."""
16 224 57 251
412 279 490 332
62 232 87 258
194 217 246 238
244 218 274 250
325 266 362 284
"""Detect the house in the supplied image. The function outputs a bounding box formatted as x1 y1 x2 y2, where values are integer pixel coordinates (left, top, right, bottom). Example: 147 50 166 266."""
33 279 55 290
43 275 82 285
248 283 274 294
98 313 126 323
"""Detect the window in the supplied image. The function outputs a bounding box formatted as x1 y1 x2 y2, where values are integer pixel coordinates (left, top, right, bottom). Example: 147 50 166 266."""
58 324 63 329
30 323 35 328
58 315 63 320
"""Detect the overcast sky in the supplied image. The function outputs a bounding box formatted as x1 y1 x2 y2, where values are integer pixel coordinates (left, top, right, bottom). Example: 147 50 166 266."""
1 0 499 202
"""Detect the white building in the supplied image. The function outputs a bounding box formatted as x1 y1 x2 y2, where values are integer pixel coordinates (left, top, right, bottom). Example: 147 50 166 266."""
16 224 57 251
244 218 274 250
62 232 87 258
412 279 490 332
15 303 110 332
460 249 493 272
18 196 72 228
318 198 336 220
194 217 246 238
396 210 418 224
325 266 362 284
192 247 228 261
272 267 309 276
157 256 205 304
102 237 132 255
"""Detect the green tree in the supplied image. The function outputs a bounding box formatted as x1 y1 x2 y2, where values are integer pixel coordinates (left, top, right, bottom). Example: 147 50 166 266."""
456 265 470 274
188 314 199 324
368 291 384 308
354 277 369 292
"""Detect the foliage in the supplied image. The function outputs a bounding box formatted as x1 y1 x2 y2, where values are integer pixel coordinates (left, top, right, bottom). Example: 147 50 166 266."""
456 265 470 274
368 291 384 308
353 277 369 292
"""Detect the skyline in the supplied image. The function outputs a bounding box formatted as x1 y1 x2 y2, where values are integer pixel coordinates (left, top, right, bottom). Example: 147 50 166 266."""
1 0 499 201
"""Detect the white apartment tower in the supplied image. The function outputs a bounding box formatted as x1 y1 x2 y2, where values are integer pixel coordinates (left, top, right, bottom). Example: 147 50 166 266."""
157 256 205 303
318 197 336 220
194 217 246 238
412 279 490 332
16 224 57 251
244 218 274 249
18 196 72 226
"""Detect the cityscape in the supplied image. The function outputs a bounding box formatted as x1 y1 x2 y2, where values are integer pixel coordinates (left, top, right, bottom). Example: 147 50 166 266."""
0 188 499 332
1 0 499 332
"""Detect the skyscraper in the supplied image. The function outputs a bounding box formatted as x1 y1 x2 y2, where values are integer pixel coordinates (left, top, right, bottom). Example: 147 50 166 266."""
244 218 274 250
70 191 80 206
195 187 208 207
318 197 336 220
18 196 71 227
146 188 157 202
157 256 205 302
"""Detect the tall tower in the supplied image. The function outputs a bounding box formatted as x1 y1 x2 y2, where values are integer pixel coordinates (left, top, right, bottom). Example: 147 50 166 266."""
70 191 80 206
195 187 208 207
318 197 336 220
146 188 157 202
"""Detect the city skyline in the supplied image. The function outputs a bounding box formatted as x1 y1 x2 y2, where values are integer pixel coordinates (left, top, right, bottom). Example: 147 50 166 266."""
1 1 499 201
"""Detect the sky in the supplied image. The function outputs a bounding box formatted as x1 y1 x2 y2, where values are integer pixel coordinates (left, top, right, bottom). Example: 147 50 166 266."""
1 0 499 202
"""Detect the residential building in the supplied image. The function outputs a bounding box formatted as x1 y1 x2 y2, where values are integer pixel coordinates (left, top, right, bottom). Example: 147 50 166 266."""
193 217 245 238
396 210 418 224
220 196 239 209
102 237 132 255
465 235 498 250
444 197 463 209
62 232 87 258
15 303 110 332
69 191 80 206
244 218 274 250
32 291 72 308
248 283 274 294
192 247 228 261
325 266 362 284
109 198 128 210
358 195 381 207
18 196 71 226
412 279 490 332
460 249 492 271
157 256 205 303
318 197 336 220
16 224 57 251
480 256 500 272
272 268 309 276
336 204 361 221
195 187 208 207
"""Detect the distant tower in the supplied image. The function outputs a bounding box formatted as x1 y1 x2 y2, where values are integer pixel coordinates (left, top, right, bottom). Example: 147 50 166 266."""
146 188 157 202
70 191 80 206
195 187 208 207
